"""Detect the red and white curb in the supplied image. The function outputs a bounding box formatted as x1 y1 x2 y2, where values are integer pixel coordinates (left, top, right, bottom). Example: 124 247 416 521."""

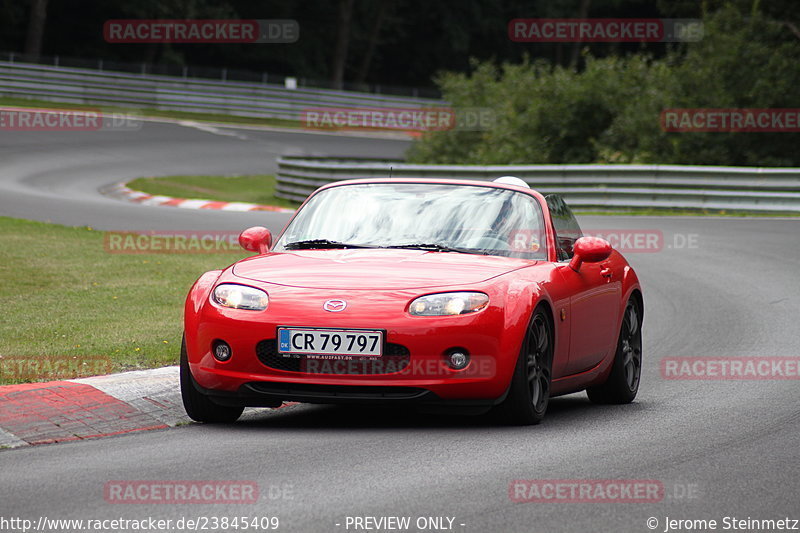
102 182 295 213
0 367 286 449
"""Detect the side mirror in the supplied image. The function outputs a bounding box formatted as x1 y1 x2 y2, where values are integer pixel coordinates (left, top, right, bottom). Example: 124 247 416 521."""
239 226 272 254
568 236 612 272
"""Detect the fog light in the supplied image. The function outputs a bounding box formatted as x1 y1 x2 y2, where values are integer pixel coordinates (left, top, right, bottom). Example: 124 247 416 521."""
447 350 470 370
213 340 232 362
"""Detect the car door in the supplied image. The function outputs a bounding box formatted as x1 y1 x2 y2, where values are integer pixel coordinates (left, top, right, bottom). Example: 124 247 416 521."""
546 195 621 375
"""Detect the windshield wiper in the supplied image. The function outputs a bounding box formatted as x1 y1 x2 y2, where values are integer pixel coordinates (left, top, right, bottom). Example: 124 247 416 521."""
283 239 377 250
385 243 483 255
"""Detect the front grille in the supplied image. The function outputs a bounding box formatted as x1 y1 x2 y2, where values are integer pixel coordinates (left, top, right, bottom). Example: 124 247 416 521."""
256 339 410 375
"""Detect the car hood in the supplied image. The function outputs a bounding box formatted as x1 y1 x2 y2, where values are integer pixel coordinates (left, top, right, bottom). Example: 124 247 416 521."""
232 249 534 290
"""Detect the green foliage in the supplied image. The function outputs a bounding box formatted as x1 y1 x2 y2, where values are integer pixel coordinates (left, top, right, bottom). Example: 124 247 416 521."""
408 5 800 166
0 0 713 92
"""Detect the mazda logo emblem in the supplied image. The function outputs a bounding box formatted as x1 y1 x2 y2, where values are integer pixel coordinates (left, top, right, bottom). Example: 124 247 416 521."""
323 299 347 312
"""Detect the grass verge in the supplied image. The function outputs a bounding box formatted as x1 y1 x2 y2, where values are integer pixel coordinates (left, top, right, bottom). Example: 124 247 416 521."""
0 216 248 384
127 174 299 209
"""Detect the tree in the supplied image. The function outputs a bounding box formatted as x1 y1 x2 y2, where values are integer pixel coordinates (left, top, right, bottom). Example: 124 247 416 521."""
23 0 47 61
355 0 391 86
408 4 800 167
331 0 355 89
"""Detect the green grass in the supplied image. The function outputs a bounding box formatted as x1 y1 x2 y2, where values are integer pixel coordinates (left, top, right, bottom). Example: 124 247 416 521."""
127 174 299 209
0 216 249 384
0 96 301 129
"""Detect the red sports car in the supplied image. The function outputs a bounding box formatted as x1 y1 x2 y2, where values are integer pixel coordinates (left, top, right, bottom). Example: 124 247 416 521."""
181 177 643 425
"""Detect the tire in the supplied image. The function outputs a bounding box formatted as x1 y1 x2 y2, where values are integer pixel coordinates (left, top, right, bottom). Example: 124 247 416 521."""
494 306 553 425
180 336 244 423
587 297 642 404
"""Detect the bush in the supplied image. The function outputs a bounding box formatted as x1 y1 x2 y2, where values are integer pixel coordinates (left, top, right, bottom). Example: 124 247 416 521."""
407 5 800 167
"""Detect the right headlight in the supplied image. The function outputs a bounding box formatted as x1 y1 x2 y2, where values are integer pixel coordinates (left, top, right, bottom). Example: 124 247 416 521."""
211 284 269 311
408 292 489 316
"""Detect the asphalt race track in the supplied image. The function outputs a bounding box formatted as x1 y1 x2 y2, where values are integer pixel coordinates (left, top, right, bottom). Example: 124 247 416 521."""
1 121 799 532
0 120 407 232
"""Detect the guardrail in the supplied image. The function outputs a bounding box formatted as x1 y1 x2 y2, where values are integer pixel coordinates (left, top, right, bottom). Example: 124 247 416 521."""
0 61 443 121
276 156 800 212
0 51 441 98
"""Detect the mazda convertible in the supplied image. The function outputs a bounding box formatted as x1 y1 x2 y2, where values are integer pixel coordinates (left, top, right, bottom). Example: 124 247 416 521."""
181 176 643 425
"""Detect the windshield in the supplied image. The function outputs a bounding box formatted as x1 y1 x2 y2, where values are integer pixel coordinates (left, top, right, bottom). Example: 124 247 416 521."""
273 183 547 259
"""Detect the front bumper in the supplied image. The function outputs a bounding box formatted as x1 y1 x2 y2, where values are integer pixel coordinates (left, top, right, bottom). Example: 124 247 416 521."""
194 379 444 407
185 285 526 405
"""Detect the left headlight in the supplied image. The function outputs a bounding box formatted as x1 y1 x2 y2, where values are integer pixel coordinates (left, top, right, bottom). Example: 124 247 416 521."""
409 292 489 316
211 284 269 311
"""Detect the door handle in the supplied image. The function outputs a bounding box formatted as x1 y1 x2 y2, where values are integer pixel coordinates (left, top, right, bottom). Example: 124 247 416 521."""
600 268 612 278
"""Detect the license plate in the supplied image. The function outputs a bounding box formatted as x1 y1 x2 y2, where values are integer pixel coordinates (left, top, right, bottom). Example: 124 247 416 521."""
277 328 383 357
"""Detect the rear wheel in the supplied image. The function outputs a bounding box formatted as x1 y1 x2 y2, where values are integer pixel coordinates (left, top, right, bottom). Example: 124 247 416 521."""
180 336 244 423
494 307 553 425
587 298 642 404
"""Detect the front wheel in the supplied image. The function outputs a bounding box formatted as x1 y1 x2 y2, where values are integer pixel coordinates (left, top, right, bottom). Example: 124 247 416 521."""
587 298 642 404
493 307 553 425
180 336 244 423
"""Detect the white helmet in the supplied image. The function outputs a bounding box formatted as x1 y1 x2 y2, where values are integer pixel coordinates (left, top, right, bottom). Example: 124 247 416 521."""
493 176 529 188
